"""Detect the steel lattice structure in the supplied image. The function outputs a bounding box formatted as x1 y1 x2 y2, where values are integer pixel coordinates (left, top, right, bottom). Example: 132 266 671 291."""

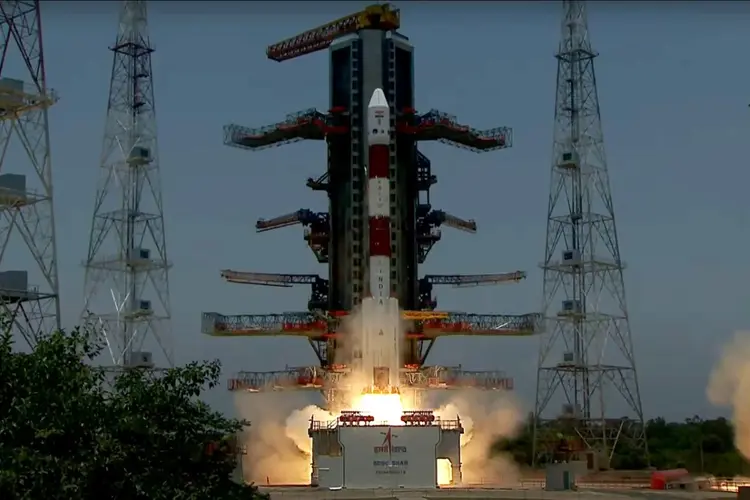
0 0 60 347
532 0 647 466
82 0 172 371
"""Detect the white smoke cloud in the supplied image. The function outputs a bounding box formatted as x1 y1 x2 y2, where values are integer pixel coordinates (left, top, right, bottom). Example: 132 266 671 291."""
285 404 337 456
234 387 525 486
234 392 329 485
707 331 750 459
232 300 527 487
231 302 399 485
433 389 524 485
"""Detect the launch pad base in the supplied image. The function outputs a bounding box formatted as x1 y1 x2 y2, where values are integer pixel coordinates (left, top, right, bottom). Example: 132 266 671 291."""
256 487 730 499
309 411 463 489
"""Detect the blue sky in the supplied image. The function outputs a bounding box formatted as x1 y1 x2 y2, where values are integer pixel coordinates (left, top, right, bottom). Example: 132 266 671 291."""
33 1 750 420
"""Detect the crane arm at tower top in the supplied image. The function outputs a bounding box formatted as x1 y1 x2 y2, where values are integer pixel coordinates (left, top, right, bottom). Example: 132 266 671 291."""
223 107 348 152
424 271 526 288
220 270 320 287
202 311 542 338
397 108 512 153
226 365 513 392
255 209 327 232
266 4 401 62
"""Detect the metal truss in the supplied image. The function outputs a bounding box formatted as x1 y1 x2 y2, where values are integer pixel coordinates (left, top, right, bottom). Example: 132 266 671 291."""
82 0 172 371
532 0 647 466
0 0 60 347
227 365 514 392
202 311 542 337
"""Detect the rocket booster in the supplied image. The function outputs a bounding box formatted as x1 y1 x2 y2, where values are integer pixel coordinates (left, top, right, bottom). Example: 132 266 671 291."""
360 88 400 393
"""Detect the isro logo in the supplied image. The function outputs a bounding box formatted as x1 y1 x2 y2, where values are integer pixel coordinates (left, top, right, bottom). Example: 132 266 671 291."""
374 427 407 454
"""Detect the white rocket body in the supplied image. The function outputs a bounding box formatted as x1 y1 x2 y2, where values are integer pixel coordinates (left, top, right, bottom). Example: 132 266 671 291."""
359 88 401 393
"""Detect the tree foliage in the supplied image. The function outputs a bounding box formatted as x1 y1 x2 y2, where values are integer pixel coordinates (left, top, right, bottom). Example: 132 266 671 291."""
0 327 269 500
643 416 748 476
492 416 750 476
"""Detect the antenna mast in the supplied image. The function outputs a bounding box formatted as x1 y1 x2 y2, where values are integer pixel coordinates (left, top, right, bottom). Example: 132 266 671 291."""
532 0 647 467
83 0 172 371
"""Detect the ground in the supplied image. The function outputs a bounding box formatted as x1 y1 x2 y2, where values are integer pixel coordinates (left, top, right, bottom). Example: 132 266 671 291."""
259 487 737 500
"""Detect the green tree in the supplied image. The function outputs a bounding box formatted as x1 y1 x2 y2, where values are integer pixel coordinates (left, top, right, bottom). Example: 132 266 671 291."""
0 326 269 500
491 415 750 476
646 416 748 476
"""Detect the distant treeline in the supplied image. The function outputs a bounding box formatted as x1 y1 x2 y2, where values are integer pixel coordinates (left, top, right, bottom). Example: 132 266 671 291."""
492 416 750 477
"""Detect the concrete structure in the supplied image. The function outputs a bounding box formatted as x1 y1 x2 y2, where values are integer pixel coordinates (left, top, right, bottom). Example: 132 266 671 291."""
309 411 463 489
545 462 587 491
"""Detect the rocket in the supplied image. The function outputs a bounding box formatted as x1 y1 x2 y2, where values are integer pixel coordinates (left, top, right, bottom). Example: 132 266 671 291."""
359 88 401 394
366 88 391 300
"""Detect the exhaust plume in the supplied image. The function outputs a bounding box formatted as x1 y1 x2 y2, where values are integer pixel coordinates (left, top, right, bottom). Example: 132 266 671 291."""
707 331 750 459
234 392 330 484
285 404 337 456
232 304 402 485
232 303 525 486
433 388 524 485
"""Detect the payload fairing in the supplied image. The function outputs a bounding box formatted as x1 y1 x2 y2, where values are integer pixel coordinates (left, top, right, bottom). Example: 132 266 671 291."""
358 88 401 394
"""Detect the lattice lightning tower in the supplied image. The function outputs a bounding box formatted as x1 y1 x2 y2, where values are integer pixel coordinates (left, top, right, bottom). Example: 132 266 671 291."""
0 1 60 347
532 0 646 465
82 0 172 370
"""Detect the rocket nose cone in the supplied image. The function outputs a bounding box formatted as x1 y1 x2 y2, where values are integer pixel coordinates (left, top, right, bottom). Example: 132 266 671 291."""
368 88 388 108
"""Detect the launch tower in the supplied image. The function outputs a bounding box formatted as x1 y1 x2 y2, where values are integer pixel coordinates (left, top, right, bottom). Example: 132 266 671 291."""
531 0 647 467
82 0 172 372
0 0 60 347
203 4 540 406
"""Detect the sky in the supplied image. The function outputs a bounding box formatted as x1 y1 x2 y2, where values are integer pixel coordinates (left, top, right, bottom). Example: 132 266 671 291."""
15 1 750 420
